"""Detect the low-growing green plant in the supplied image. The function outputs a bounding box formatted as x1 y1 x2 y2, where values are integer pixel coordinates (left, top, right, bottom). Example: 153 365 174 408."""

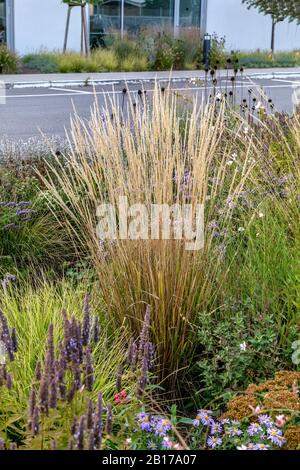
194 309 297 405
22 52 59 73
0 45 18 73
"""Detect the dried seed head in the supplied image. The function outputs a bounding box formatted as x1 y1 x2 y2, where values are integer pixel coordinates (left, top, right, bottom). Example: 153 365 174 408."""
75 416 85 450
51 439 57 450
49 379 57 409
35 361 42 381
28 386 36 419
116 364 123 392
67 439 74 450
39 374 49 416
11 328 18 353
105 404 113 435
85 348 94 392
86 399 94 429
93 392 103 450
31 405 40 436
82 294 91 347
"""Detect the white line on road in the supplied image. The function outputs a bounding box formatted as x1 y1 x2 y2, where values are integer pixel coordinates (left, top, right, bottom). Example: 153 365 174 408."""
51 87 92 95
272 79 300 85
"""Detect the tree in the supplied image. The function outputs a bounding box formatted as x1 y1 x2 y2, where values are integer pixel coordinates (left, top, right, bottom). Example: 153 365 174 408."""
242 0 300 53
62 1 103 56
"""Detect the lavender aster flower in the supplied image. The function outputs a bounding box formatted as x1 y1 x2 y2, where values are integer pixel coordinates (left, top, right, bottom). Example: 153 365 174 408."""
195 409 213 427
162 437 173 449
210 421 222 435
136 412 153 432
258 415 274 427
148 440 157 450
254 443 270 450
267 428 285 447
227 426 243 437
247 422 263 436
207 436 222 448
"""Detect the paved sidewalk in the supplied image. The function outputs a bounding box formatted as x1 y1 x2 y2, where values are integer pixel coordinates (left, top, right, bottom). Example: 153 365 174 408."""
1 67 300 88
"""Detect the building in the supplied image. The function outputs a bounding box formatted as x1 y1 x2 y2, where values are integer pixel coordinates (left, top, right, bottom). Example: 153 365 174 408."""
0 0 299 55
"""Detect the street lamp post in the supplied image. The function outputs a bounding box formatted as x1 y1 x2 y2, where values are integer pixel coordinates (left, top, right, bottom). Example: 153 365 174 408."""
121 0 125 39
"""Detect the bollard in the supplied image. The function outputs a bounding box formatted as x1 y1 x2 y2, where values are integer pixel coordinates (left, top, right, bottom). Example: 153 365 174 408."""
203 34 211 68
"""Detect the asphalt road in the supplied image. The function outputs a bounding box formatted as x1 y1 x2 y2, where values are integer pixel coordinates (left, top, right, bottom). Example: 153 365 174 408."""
0 75 299 142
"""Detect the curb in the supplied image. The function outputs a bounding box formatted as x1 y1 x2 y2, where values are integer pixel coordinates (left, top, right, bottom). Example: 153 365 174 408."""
3 70 300 90
4 75 201 90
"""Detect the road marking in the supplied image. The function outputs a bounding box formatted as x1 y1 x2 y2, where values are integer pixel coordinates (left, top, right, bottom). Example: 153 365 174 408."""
272 79 300 85
51 87 92 94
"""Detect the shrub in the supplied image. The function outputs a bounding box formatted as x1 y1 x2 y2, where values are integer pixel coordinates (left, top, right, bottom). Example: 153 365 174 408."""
153 33 185 70
57 53 98 73
91 49 118 72
195 309 297 404
120 55 148 72
0 45 18 73
22 52 59 73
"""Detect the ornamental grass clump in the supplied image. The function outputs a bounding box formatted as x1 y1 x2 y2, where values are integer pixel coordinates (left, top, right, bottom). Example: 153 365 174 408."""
42 86 269 386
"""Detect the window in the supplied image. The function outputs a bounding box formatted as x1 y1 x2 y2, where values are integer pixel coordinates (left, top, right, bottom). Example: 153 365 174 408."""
90 1 202 45
0 0 6 44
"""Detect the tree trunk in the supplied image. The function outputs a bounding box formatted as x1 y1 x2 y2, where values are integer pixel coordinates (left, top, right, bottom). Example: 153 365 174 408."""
82 5 90 57
271 18 276 55
63 6 72 53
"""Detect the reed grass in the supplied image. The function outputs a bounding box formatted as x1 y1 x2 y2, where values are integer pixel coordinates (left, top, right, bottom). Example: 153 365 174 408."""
40 87 268 387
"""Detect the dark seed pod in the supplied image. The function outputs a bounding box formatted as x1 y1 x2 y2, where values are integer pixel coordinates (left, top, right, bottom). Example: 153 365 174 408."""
105 404 113 435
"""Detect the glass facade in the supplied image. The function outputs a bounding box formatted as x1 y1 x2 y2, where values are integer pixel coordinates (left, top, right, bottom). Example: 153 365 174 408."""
0 0 6 44
90 1 202 45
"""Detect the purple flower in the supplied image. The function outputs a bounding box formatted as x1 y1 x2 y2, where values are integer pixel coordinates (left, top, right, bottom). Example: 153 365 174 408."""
247 443 256 450
207 436 222 448
210 422 222 435
148 440 157 450
267 428 285 447
258 415 273 428
154 418 172 436
194 409 213 427
254 443 270 450
227 426 243 437
247 422 263 436
162 437 173 449
136 412 153 432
